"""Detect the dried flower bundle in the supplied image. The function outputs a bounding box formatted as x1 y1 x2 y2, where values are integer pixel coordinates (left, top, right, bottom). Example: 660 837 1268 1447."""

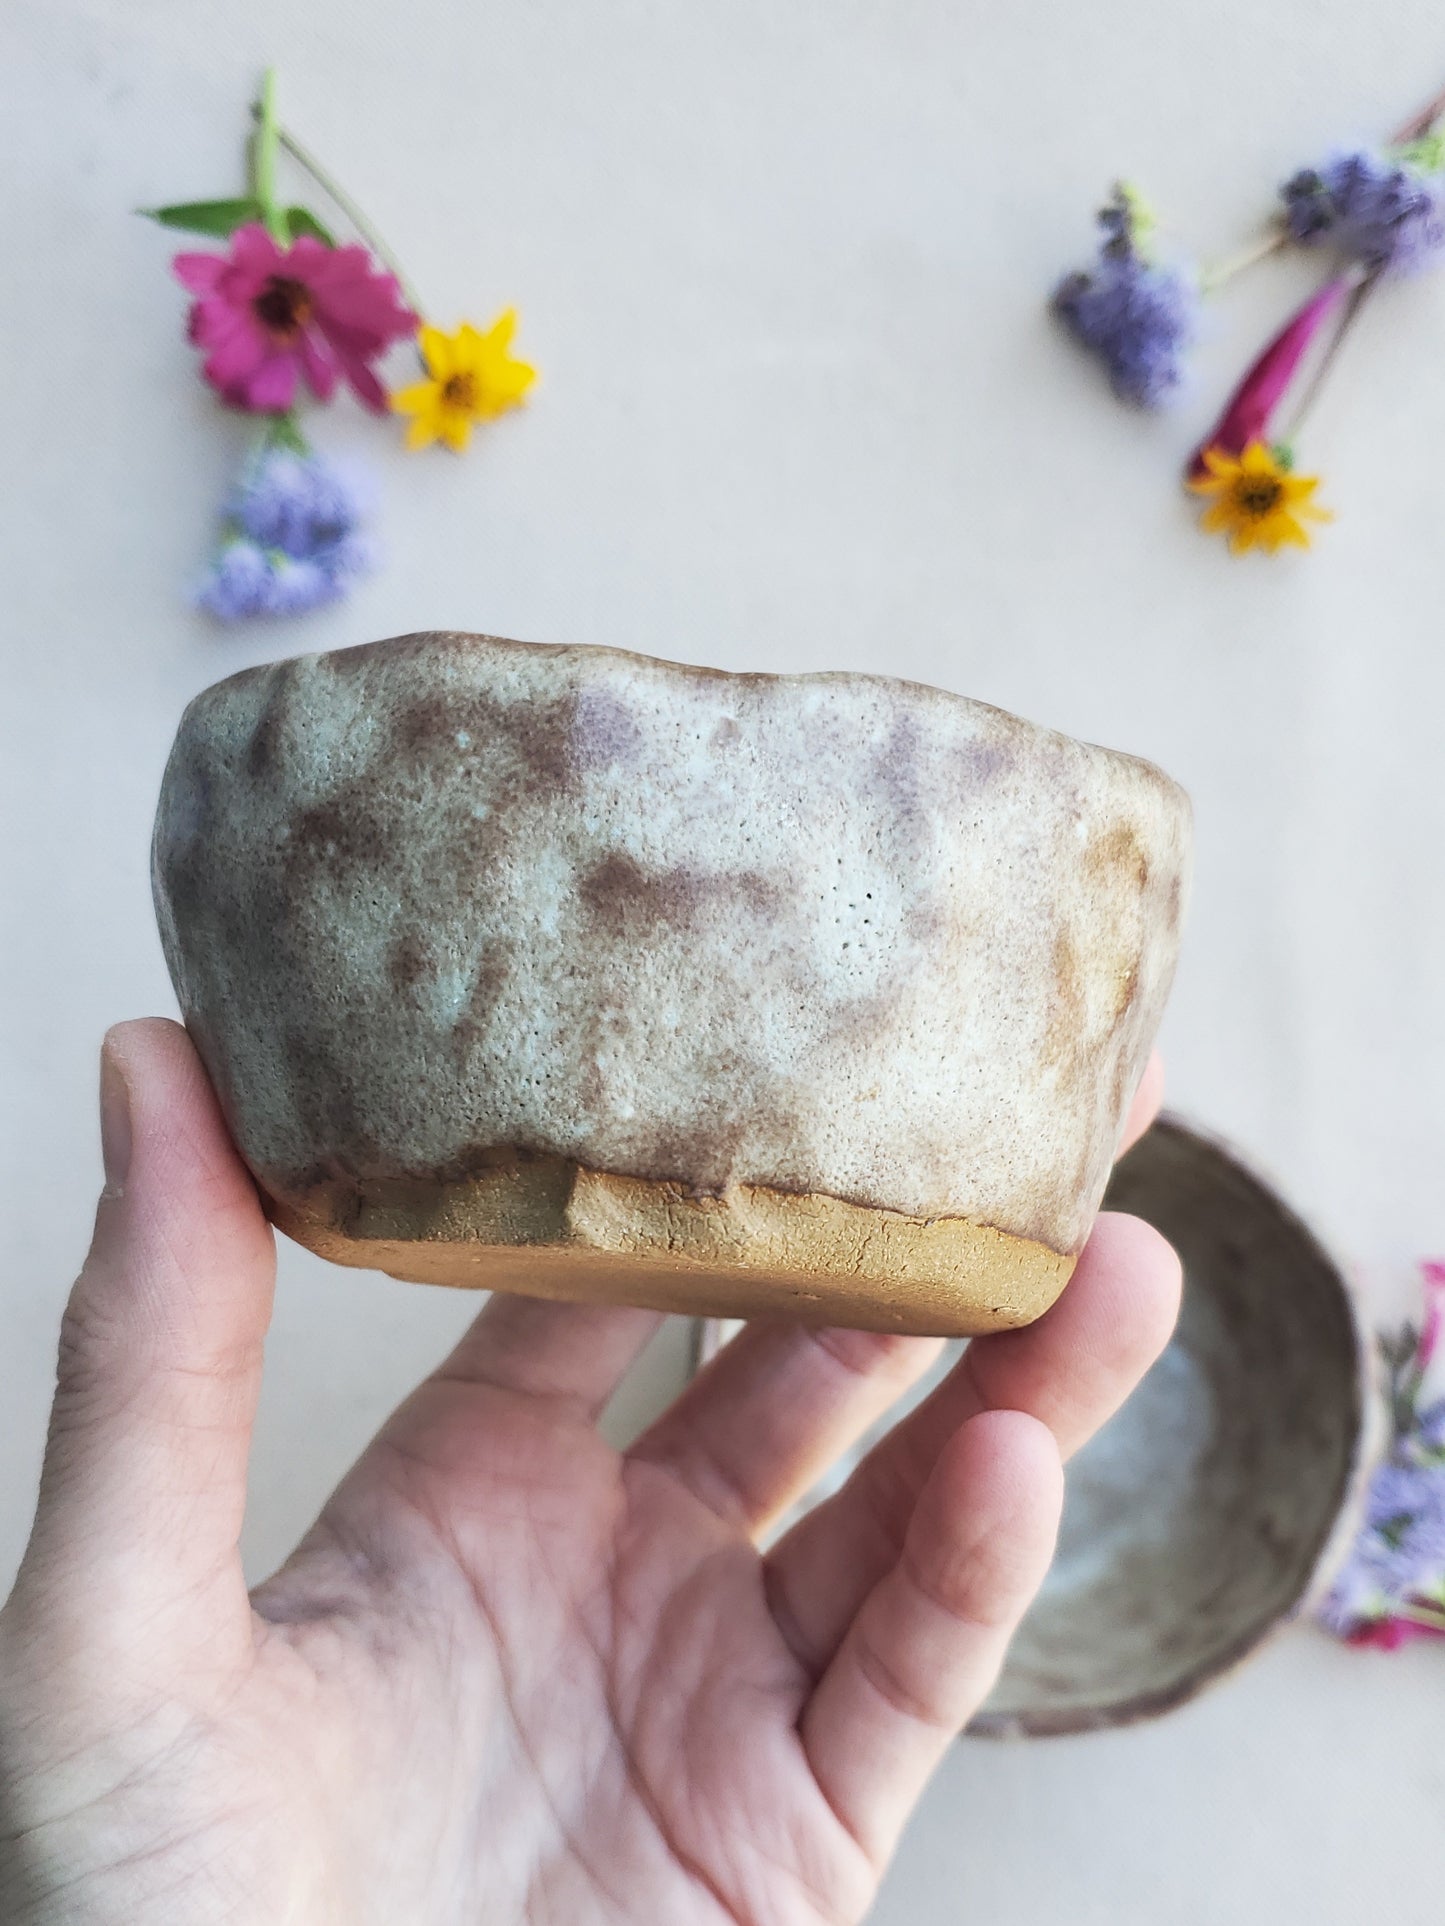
1053 85 1445 554
143 70 537 620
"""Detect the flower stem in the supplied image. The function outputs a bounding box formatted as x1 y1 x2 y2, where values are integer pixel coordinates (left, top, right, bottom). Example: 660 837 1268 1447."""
250 68 288 245
1392 83 1445 147
1200 225 1288 294
1200 84 1445 290
247 104 425 315
260 410 311 457
1277 271 1376 445
1395 1599 1445 1631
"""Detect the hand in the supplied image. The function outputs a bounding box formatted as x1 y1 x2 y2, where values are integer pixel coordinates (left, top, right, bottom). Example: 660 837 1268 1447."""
0 1021 1178 1925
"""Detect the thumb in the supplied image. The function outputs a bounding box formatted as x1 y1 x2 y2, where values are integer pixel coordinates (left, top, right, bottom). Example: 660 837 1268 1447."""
10 1019 275 1647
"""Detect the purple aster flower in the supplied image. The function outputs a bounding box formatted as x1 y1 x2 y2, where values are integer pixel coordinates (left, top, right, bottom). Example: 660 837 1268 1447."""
266 555 347 616
1281 149 1445 274
1320 1453 1445 1637
1316 1557 1386 1639
1052 187 1198 408
1367 1459 1445 1548
1417 1397 1445 1453
195 442 374 623
196 539 280 620
1321 1262 1445 1645
232 448 370 558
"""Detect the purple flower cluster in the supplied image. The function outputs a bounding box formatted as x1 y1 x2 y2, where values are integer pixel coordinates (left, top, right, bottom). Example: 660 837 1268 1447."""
1281 148 1445 274
1052 190 1198 409
1319 1459 1445 1638
197 448 373 621
1319 1263 1445 1647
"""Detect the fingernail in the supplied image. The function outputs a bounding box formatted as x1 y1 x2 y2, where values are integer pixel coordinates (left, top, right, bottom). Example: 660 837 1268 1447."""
100 1041 133 1198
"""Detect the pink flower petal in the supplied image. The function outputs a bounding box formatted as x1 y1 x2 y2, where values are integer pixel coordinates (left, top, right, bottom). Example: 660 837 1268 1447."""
172 250 228 295
200 328 268 390
296 330 339 402
187 299 255 352
1187 277 1352 477
1418 1260 1445 1374
335 350 388 413
235 352 302 413
286 234 341 275
229 222 285 276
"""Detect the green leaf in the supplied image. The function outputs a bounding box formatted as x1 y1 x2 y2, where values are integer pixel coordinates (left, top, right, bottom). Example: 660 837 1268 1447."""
1397 132 1445 176
140 197 266 238
261 411 311 456
284 205 336 246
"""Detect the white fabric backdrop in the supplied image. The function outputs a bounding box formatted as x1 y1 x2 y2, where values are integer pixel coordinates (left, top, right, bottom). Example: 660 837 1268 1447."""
3 1 1442 1918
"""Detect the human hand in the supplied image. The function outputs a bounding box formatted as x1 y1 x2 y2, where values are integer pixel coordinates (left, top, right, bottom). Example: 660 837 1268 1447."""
0 1021 1178 1924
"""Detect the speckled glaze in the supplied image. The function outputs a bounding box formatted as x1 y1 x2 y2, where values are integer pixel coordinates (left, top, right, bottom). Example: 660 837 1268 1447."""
153 631 1190 1328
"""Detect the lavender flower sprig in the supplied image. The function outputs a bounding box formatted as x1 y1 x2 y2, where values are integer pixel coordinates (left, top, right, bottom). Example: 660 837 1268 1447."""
1281 146 1445 275
1052 184 1199 409
197 436 374 621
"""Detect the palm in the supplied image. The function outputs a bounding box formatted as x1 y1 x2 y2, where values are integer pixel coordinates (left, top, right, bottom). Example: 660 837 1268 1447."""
245 1375 866 1924
1 1022 1179 1926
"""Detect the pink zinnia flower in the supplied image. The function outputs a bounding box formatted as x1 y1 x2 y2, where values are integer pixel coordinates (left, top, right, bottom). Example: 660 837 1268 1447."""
174 224 417 414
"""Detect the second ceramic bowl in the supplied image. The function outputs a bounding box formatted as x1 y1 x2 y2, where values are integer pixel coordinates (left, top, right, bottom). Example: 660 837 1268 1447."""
697 1115 1367 1734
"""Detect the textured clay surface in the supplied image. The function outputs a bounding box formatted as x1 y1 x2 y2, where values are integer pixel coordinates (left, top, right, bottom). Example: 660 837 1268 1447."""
153 630 1190 1326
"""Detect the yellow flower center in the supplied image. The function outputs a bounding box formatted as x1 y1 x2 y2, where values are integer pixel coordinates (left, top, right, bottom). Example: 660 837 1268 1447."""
253 276 313 342
1233 476 1284 520
442 371 479 411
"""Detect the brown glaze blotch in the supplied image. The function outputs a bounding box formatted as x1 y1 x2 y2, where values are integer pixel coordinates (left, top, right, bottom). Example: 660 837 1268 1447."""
387 933 430 995
1045 930 1088 1072
572 684 645 770
1086 820 1151 892
580 853 785 938
290 797 392 874
394 687 578 795
579 852 705 936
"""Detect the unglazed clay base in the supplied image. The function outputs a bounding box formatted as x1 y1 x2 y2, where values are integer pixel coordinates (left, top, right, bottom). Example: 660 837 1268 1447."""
270 1158 1073 1335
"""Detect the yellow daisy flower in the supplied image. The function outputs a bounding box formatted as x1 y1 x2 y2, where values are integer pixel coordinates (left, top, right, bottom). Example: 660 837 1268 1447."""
391 310 537 452
1187 440 1333 554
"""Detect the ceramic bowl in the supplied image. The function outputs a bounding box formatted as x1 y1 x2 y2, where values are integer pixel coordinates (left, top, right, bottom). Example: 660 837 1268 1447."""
697 1115 1367 1733
153 629 1190 1335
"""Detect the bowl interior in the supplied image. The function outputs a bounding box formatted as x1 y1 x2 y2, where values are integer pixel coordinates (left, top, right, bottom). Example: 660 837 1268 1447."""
971 1116 1363 1735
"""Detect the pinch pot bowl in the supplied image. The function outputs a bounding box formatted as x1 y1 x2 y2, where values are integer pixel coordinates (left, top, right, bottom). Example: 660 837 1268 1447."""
152 630 1191 1335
